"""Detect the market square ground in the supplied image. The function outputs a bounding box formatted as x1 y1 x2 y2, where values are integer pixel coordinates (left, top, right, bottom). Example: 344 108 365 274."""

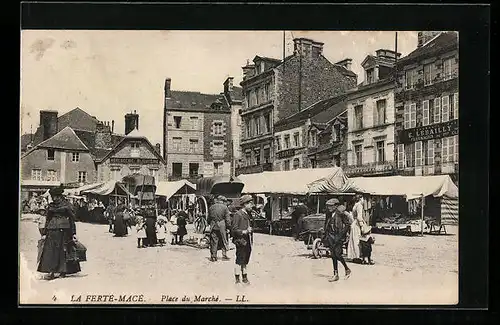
19 215 458 305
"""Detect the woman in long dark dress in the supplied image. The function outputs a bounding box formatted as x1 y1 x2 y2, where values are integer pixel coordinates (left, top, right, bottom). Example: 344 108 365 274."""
176 210 188 244
144 207 157 247
37 186 81 280
113 200 128 237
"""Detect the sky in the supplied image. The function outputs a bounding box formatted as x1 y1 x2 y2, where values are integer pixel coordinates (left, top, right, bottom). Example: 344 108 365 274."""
20 30 418 146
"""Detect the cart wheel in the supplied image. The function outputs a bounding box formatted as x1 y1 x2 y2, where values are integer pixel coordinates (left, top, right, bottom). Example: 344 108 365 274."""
312 238 323 259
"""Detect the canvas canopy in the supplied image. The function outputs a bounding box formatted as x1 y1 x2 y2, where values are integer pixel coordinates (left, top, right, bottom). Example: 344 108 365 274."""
306 167 355 194
81 180 134 197
239 167 353 195
349 175 458 200
156 180 196 200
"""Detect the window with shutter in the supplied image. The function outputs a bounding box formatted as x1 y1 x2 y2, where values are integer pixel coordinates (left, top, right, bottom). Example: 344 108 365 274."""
404 104 410 129
410 103 417 128
434 98 441 124
427 139 434 165
415 141 423 166
422 100 430 126
448 136 455 163
454 93 459 119
397 144 405 168
454 135 458 162
442 138 449 163
441 96 450 122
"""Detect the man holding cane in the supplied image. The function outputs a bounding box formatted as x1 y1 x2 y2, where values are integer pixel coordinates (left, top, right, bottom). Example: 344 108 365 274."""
231 195 254 285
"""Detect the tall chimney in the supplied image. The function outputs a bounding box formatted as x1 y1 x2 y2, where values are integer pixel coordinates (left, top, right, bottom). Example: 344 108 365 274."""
164 78 172 98
417 31 441 48
95 121 112 149
39 110 58 140
111 120 115 133
124 111 139 135
155 143 161 154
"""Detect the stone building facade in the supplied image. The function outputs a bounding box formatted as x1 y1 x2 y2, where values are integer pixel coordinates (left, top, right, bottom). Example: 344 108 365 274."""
345 49 400 177
273 95 348 171
237 37 357 175
163 78 232 180
96 128 167 183
394 32 459 185
21 126 97 199
307 111 349 169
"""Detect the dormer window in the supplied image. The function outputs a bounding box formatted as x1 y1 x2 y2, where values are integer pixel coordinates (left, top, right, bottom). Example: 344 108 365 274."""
366 68 375 84
260 62 265 73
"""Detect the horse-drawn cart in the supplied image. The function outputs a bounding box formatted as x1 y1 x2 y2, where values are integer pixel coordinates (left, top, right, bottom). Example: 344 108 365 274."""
298 213 348 259
193 176 244 234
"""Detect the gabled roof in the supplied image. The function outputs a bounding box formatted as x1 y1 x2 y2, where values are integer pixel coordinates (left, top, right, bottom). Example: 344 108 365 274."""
98 134 166 164
168 91 228 112
275 94 348 128
22 127 89 158
58 107 100 132
398 32 458 64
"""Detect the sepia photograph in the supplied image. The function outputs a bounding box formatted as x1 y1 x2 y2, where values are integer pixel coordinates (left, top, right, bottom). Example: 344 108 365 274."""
19 29 460 305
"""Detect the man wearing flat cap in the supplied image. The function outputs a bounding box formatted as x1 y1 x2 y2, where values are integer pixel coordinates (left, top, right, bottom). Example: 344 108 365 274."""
207 195 231 262
323 198 352 282
230 194 254 284
37 185 81 280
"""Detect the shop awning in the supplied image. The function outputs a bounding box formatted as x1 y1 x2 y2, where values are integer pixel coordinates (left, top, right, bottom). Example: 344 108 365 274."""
21 180 60 187
239 167 353 195
156 180 196 200
349 175 458 200
81 180 134 197
64 182 105 196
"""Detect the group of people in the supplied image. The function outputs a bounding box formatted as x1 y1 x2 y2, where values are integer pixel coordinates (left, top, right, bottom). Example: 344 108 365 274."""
134 209 188 248
34 184 374 285
207 194 255 285
24 194 48 214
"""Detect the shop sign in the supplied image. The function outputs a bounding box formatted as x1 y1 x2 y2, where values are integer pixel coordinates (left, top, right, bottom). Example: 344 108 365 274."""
398 119 458 144
110 158 159 165
345 163 395 176
276 148 295 160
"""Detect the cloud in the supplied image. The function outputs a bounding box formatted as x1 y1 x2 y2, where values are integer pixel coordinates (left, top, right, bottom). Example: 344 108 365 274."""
368 37 376 44
60 40 77 50
29 38 55 60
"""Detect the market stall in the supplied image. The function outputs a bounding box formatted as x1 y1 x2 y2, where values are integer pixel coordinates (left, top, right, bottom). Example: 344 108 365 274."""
238 167 355 235
156 180 196 218
349 175 459 235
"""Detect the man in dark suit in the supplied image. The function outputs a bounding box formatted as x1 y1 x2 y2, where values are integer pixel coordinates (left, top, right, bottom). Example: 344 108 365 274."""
208 195 231 262
231 195 254 285
323 198 352 282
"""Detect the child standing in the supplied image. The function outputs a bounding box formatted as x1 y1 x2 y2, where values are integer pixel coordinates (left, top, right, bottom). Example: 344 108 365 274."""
359 226 375 265
135 216 147 248
156 218 168 246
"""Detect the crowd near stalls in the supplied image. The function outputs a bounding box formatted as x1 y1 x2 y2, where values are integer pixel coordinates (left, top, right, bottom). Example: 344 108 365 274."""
238 167 355 236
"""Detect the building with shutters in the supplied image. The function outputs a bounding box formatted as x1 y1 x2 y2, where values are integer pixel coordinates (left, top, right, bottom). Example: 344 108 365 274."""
273 94 348 171
345 49 401 177
394 32 459 185
163 78 234 180
236 37 357 175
